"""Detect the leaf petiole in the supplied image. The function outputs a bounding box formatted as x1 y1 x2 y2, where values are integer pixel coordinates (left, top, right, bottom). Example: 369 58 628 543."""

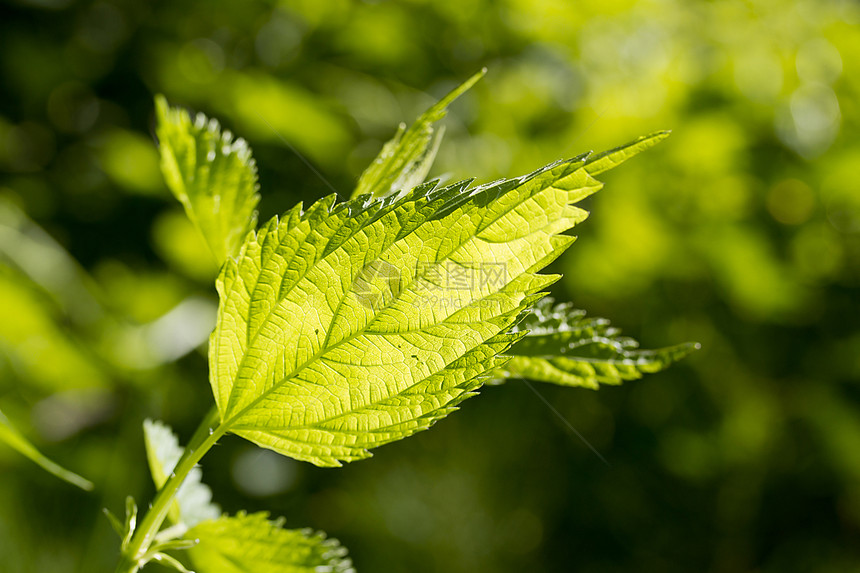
114 406 222 573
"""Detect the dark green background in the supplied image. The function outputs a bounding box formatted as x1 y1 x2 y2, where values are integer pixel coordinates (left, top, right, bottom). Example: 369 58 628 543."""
1 0 858 571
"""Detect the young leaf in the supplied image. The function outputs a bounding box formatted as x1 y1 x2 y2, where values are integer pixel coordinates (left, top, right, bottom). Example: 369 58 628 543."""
104 496 140 551
143 419 220 529
186 512 354 573
496 298 699 389
352 69 485 200
155 96 260 264
0 406 93 490
209 134 664 467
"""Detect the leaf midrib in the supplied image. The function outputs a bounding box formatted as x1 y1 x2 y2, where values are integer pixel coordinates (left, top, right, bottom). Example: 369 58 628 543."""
229 161 577 379
220 252 525 430
218 165 583 434
229 335 498 433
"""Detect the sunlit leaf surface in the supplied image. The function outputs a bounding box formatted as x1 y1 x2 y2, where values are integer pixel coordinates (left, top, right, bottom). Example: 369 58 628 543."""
209 134 664 466
187 512 354 573
156 96 260 264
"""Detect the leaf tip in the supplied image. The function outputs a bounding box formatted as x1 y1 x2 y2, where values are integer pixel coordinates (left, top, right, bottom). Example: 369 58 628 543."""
74 475 96 491
668 341 702 363
465 67 487 87
154 95 172 124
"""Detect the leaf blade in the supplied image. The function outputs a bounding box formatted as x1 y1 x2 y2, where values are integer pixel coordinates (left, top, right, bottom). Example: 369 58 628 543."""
0 407 93 490
352 69 485 200
186 512 354 573
497 298 699 388
155 96 261 264
212 152 609 466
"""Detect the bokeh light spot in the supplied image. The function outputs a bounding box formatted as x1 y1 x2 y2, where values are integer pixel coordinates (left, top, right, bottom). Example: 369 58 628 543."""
766 178 815 225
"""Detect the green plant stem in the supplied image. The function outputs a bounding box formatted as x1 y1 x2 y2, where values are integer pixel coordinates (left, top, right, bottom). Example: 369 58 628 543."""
114 406 223 573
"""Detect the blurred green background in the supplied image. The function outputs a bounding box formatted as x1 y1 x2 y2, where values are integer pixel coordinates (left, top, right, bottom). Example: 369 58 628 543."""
1 0 859 571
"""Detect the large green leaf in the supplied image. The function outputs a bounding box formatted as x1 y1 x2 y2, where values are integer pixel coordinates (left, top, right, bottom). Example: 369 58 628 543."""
208 133 665 467
496 298 699 389
351 70 485 200
155 96 260 264
187 512 354 573
0 406 93 490
143 419 220 530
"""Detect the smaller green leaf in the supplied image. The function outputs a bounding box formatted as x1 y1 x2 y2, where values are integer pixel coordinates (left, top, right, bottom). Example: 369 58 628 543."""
143 419 220 530
0 407 93 490
497 298 699 389
352 69 485 200
155 95 261 264
186 512 354 573
123 496 139 550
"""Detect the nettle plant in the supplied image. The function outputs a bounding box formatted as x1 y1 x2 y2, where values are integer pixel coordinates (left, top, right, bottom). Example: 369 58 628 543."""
1 72 698 572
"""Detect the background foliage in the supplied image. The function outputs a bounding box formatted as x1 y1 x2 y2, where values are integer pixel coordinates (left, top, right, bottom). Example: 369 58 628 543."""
1 0 858 571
